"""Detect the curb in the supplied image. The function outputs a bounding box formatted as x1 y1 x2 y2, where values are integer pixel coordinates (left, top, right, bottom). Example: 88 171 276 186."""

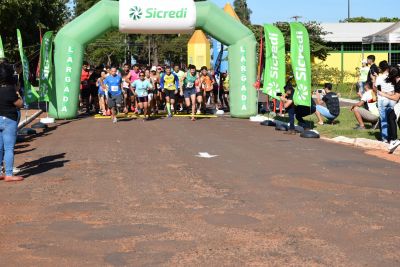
18 110 43 130
322 136 400 156
339 98 359 104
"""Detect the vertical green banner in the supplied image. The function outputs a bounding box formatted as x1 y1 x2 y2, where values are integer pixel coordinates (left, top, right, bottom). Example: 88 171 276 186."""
263 24 285 99
17 29 39 104
39 31 54 102
0 35 4 58
290 22 311 107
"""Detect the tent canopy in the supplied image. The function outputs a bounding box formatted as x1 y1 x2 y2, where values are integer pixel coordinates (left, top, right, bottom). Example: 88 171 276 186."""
362 21 400 44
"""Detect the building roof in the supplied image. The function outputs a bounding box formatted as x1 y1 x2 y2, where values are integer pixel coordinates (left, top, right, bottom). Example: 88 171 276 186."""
320 23 394 43
362 22 400 43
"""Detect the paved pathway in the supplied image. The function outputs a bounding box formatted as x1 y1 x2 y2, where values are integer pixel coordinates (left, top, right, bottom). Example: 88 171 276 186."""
0 116 399 266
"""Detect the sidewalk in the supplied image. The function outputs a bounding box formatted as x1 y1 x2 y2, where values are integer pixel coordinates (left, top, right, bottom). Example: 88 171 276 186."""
18 109 43 129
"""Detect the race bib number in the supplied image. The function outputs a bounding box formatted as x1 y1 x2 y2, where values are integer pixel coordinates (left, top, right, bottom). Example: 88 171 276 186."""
111 86 119 92
187 82 194 88
168 83 174 87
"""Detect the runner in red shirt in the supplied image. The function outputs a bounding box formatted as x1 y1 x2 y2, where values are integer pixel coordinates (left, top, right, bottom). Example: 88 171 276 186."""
80 61 91 113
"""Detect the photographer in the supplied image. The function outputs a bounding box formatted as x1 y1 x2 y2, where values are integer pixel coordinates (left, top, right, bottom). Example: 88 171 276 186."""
279 85 296 134
315 83 340 125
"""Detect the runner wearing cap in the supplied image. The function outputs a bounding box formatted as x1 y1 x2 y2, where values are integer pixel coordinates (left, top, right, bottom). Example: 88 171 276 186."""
150 66 160 114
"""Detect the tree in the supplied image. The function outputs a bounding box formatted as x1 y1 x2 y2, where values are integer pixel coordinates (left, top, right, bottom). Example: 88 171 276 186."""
0 0 69 62
274 21 331 61
85 31 126 66
233 0 252 25
74 0 100 17
341 17 400 23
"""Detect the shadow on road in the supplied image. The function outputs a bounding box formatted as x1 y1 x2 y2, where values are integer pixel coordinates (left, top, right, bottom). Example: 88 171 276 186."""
17 153 70 178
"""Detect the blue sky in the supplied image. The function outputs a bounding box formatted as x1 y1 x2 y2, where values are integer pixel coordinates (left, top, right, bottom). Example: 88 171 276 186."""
211 0 398 24
67 0 398 23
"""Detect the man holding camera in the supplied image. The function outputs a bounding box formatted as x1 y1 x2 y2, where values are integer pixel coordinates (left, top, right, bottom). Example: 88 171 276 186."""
315 83 340 125
279 85 296 134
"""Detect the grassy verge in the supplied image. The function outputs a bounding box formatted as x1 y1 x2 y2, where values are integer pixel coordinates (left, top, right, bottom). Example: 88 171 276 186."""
313 84 359 100
275 107 399 140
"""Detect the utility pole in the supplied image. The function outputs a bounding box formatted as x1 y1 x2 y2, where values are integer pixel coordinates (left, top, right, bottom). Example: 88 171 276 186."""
348 0 351 20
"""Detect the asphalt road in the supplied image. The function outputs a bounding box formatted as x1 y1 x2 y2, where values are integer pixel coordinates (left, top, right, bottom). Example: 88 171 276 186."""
0 116 399 266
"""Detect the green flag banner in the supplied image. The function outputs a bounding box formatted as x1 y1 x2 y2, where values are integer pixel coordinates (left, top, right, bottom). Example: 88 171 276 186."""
290 22 311 107
263 24 285 99
17 29 39 104
0 35 4 58
39 31 54 102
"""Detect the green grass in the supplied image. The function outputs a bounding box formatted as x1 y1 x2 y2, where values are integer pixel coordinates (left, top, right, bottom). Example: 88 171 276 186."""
314 84 359 100
305 107 380 139
275 107 399 140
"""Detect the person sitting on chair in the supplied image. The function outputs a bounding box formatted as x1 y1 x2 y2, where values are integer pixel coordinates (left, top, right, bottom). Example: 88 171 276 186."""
315 83 340 125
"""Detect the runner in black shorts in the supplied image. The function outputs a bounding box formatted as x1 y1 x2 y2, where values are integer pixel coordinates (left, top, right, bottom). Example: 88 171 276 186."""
181 64 199 121
160 66 179 118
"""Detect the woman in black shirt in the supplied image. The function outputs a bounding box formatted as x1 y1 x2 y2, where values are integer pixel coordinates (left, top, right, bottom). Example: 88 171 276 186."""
0 62 24 181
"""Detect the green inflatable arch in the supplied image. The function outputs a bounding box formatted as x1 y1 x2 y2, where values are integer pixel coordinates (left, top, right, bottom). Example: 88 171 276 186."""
50 0 257 119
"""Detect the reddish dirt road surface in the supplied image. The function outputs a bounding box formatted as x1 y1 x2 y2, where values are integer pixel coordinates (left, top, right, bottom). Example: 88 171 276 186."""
1 116 399 266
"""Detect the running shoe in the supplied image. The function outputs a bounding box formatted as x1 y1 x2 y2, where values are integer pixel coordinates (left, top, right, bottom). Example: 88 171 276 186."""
388 139 400 154
196 109 201 115
112 117 118 124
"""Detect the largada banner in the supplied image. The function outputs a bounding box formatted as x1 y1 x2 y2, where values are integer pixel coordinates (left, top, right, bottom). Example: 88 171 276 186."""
0 35 4 58
17 29 39 104
119 0 196 34
263 24 285 99
290 22 311 107
39 31 54 102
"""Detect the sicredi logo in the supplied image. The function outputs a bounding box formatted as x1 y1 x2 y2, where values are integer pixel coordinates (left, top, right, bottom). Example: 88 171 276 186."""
129 6 143 20
129 6 188 20
294 31 307 81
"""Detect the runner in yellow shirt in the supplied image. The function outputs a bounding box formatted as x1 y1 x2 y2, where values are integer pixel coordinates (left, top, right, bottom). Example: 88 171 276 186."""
160 66 180 117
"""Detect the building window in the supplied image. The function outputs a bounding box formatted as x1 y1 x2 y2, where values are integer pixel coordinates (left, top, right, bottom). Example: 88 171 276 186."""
361 44 372 51
328 42 341 51
390 43 400 51
373 43 389 51
343 42 363 51
391 53 400 66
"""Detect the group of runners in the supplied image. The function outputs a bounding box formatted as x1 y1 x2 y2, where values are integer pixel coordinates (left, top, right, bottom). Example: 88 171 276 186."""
80 63 230 123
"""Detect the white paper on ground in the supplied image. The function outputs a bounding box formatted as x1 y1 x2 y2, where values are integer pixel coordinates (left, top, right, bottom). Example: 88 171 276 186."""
196 152 218 158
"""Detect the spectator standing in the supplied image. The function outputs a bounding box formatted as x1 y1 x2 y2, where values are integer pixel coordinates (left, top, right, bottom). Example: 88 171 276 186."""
366 55 379 84
379 66 400 152
358 59 370 97
375 61 396 143
0 62 24 182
